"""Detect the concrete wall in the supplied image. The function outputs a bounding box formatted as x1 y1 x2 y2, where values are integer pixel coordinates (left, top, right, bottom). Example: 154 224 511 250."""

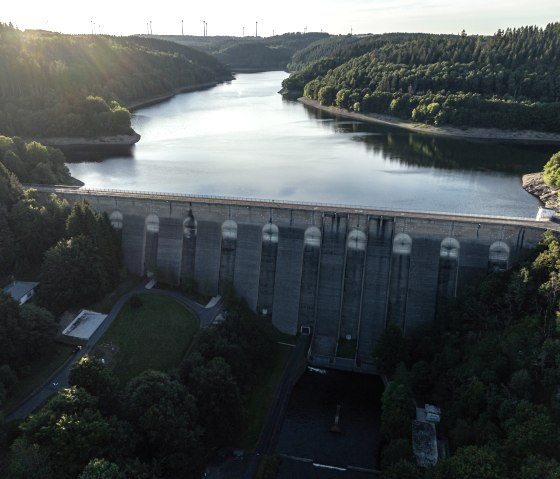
44 189 548 369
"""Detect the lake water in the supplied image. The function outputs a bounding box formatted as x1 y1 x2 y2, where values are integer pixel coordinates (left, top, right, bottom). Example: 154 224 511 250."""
67 71 556 217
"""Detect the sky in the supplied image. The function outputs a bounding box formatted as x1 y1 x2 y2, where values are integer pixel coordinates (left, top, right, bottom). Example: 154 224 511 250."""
2 0 560 37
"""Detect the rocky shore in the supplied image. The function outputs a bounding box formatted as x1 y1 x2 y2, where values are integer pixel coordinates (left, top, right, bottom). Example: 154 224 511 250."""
36 132 141 148
298 97 560 144
522 172 559 210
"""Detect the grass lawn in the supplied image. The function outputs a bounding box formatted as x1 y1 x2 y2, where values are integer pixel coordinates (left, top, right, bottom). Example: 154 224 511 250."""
93 294 199 384
3 343 74 414
337 338 357 359
240 342 293 449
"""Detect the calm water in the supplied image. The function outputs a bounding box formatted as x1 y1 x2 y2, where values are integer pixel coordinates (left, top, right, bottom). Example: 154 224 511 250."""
67 71 557 217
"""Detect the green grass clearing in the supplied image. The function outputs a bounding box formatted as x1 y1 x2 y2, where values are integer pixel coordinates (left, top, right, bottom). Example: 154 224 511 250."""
3 343 74 414
240 342 293 449
337 338 357 359
93 294 199 384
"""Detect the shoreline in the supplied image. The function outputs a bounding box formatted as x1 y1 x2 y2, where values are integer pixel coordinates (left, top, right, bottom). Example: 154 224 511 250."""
32 77 233 148
126 77 233 111
298 97 560 144
522 172 559 211
35 132 141 148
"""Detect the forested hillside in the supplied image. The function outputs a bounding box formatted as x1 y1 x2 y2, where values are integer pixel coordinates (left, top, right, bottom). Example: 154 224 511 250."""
375 228 560 478
0 23 231 138
284 24 560 132
157 32 329 71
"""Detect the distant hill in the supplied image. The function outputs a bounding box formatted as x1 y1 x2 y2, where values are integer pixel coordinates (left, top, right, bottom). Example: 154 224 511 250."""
153 32 329 71
282 25 560 133
0 24 232 139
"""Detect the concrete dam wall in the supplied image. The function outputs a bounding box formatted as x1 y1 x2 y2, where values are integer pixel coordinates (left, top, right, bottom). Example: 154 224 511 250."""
39 187 548 368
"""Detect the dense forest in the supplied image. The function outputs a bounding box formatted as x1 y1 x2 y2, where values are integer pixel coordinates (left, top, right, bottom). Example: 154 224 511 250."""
283 24 560 132
158 32 329 71
0 294 274 479
0 136 73 185
374 226 560 478
0 23 231 138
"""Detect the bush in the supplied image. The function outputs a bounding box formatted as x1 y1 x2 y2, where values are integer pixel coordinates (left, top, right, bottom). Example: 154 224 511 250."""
543 151 560 187
129 295 143 310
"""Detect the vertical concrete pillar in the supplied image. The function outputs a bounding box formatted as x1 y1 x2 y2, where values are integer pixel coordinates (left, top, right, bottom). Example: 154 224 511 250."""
339 229 367 342
194 220 222 295
298 226 322 331
257 223 279 314
144 214 159 277
121 214 146 276
156 217 183 285
358 217 394 363
234 224 262 311
387 233 412 330
181 213 197 285
436 238 460 307
219 220 238 293
311 214 348 359
272 226 304 335
109 210 123 244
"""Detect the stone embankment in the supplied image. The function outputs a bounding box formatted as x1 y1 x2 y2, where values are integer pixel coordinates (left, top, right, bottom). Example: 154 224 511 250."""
36 132 141 148
522 172 560 211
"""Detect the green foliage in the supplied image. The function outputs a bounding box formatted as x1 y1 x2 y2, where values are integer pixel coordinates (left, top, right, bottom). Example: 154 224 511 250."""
79 459 122 479
0 136 72 184
381 382 416 440
15 387 113 479
428 445 504 479
543 151 560 187
381 438 414 469
374 322 410 374
520 455 560 479
0 292 56 368
124 370 203 477
181 354 243 447
287 24 560 132
194 306 273 388
0 24 231 138
69 356 120 415
5 437 53 479
37 200 121 313
386 232 560 477
7 190 70 274
162 31 328 72
0 161 23 208
37 235 109 314
382 459 423 479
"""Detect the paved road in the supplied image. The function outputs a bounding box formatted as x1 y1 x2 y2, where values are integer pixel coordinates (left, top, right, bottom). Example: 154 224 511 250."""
6 282 221 422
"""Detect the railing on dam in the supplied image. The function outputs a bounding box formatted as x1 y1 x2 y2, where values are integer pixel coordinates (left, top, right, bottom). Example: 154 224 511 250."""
27 184 551 227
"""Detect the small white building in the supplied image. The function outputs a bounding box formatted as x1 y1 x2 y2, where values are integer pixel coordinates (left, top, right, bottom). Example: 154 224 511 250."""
2 281 39 305
62 310 107 341
536 207 556 221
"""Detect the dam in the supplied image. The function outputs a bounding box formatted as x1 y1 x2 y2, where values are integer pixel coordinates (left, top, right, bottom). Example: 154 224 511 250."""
36 186 550 371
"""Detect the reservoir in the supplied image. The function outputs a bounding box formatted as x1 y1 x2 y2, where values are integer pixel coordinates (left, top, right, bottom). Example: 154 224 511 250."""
67 71 556 217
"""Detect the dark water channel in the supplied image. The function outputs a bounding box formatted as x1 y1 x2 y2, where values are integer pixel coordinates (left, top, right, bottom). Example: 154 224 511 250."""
67 71 558 218
275 369 383 478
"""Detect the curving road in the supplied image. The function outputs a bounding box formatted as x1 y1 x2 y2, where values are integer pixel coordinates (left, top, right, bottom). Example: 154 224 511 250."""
6 282 222 422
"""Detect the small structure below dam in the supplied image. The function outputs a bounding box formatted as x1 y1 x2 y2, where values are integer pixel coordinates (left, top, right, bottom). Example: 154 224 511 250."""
35 186 551 371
